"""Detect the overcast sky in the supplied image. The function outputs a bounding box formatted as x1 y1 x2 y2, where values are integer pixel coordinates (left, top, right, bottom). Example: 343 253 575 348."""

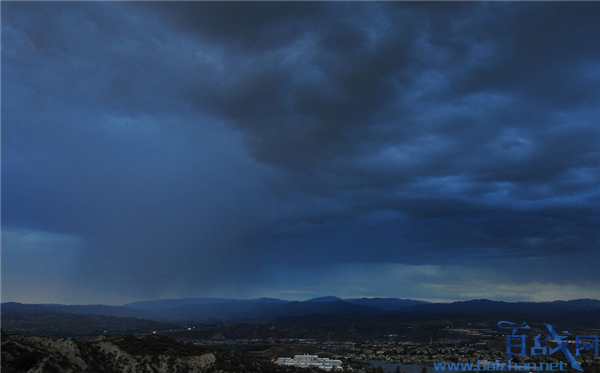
2 2 599 305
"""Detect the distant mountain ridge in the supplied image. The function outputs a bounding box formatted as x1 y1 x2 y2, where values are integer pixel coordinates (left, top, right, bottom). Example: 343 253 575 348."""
3 297 599 326
344 297 429 311
123 297 291 311
304 296 343 303
396 298 600 317
1 302 178 338
123 296 428 312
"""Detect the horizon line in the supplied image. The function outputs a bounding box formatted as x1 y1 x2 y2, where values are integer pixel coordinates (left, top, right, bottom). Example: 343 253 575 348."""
2 296 599 308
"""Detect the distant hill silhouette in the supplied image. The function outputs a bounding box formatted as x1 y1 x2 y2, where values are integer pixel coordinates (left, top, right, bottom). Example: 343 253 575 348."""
171 299 385 320
396 299 600 317
3 297 599 326
344 297 429 311
1 302 178 338
124 297 290 311
305 296 343 303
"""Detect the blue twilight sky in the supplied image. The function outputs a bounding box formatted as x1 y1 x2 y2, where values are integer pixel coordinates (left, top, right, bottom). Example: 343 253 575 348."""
1 2 599 305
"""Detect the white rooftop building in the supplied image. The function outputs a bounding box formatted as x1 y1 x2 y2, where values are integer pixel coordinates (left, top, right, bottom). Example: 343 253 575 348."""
275 354 343 371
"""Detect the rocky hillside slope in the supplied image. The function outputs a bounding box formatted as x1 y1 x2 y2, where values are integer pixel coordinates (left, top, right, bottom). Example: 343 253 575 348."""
1 331 314 373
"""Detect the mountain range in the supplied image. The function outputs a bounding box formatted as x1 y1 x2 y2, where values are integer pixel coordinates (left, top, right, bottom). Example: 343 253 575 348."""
3 297 600 326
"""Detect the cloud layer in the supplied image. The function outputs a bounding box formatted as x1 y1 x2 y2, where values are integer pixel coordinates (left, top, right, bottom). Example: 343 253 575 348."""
2 2 599 304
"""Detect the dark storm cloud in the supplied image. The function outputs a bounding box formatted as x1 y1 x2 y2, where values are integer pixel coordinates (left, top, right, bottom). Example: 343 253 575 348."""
2 2 599 303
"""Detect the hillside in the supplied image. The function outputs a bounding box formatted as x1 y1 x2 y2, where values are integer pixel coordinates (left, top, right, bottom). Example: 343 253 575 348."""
0 331 317 373
1 303 180 338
